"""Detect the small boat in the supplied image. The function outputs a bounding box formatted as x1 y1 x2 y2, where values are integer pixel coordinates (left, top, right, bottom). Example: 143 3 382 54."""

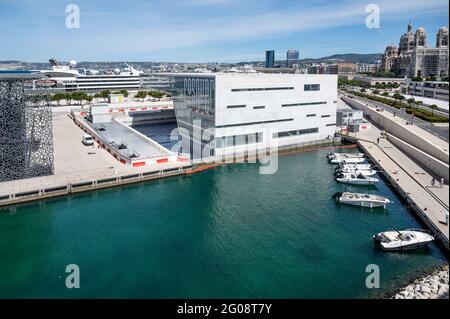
333 191 391 208
327 152 365 160
336 163 372 171
373 228 434 251
335 172 379 185
334 168 377 176
329 157 366 164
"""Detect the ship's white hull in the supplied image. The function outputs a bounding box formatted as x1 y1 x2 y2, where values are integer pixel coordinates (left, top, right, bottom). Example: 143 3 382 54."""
330 157 366 164
336 169 377 176
339 199 389 208
338 164 372 171
336 177 379 185
377 241 432 251
373 230 434 251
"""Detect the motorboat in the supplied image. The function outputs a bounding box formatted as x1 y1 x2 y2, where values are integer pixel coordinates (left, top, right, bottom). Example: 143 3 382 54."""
373 228 434 251
327 152 365 160
334 168 377 177
336 163 372 171
333 192 391 208
329 157 366 164
335 172 379 185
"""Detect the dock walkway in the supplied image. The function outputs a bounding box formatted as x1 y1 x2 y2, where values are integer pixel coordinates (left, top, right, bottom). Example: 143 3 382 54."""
342 127 449 249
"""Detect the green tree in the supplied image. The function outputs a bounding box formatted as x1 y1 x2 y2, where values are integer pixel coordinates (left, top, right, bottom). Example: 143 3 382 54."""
100 90 111 102
429 104 438 115
51 92 66 106
64 92 73 105
136 91 148 101
86 95 93 104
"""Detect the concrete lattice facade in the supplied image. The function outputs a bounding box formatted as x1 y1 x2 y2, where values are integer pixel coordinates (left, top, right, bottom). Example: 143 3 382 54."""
0 77 54 182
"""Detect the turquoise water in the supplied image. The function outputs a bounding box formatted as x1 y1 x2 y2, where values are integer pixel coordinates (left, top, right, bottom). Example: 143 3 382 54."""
0 149 447 298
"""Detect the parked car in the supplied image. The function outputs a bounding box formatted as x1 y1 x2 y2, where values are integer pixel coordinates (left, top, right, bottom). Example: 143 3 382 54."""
82 134 94 146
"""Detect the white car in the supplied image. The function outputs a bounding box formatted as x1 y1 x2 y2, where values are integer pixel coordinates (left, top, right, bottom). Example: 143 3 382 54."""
82 134 94 146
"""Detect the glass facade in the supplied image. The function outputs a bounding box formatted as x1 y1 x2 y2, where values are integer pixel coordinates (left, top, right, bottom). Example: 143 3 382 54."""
272 127 319 138
286 49 300 67
168 75 216 159
304 84 321 91
265 50 275 68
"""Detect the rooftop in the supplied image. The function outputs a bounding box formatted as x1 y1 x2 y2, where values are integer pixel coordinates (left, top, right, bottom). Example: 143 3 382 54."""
86 120 171 160
0 70 43 80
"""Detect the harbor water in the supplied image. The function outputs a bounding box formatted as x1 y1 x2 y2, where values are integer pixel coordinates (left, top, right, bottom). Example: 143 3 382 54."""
0 148 447 298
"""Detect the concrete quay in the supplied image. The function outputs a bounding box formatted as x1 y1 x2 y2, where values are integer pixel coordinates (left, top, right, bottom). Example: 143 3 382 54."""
341 125 449 250
0 112 191 208
341 95 449 183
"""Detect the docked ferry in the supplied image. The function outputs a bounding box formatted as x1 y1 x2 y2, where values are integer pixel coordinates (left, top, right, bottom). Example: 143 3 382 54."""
39 58 142 92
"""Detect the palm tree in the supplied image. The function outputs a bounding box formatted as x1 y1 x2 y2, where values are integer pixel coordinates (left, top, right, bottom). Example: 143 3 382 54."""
51 93 65 106
407 98 415 109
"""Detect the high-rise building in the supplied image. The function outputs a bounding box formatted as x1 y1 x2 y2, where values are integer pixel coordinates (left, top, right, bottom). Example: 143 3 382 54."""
286 49 300 68
265 50 275 68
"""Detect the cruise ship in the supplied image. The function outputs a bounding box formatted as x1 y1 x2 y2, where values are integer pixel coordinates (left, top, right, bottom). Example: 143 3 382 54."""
40 58 143 92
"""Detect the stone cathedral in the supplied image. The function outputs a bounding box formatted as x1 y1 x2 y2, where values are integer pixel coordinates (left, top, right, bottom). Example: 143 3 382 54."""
381 23 449 78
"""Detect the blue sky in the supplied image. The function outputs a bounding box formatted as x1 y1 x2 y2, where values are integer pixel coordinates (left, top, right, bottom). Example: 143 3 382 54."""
0 0 448 62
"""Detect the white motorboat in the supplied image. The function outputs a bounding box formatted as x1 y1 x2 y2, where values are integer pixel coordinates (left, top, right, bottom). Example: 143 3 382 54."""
327 152 365 160
329 157 366 164
335 172 379 185
334 168 377 177
337 163 372 171
333 192 391 208
373 228 434 251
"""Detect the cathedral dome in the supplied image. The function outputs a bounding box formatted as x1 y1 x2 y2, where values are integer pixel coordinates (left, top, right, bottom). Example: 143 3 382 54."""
416 27 426 34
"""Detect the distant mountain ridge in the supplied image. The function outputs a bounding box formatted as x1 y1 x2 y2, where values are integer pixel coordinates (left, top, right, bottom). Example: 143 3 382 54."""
0 53 383 70
304 53 382 64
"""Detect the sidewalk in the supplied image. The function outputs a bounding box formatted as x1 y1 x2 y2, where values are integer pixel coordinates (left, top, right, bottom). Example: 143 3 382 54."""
348 125 449 248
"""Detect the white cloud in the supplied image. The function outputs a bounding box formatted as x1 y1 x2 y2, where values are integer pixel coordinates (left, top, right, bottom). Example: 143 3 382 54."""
77 0 448 52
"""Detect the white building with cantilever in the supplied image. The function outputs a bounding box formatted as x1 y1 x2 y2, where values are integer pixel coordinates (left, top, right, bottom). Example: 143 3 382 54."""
167 73 338 160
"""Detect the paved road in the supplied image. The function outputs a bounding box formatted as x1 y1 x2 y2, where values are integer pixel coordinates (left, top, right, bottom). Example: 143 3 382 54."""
342 94 449 142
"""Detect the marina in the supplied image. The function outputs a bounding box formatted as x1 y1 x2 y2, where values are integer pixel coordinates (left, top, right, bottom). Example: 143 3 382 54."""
0 148 447 298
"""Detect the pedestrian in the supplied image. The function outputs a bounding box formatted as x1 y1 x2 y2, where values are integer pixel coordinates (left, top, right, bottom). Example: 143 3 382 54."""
393 112 396 117
431 177 436 187
441 177 445 188
377 137 380 144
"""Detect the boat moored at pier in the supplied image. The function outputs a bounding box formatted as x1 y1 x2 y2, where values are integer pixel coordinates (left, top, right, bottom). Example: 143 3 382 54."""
333 191 391 208
334 168 377 176
329 156 366 164
335 172 379 185
327 152 365 159
373 228 434 251
335 163 372 171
